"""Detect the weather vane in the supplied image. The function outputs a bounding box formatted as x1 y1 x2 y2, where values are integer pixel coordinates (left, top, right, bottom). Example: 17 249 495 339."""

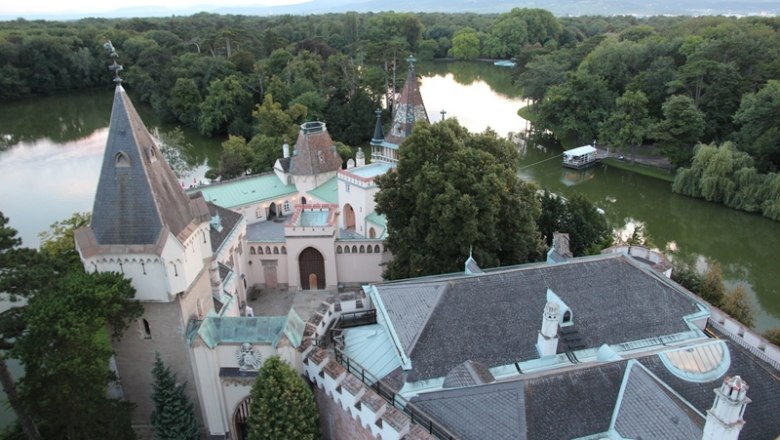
103 40 123 85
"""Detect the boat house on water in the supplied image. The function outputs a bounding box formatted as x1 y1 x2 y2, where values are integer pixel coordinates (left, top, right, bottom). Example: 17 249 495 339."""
562 145 599 169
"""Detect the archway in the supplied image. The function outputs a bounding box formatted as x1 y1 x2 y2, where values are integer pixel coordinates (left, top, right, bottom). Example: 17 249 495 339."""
369 227 376 238
343 203 356 230
299 247 325 290
233 397 252 440
301 196 307 205
267 202 278 220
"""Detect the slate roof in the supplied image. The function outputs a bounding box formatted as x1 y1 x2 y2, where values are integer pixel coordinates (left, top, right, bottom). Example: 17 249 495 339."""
613 362 704 439
89 85 209 246
289 122 342 176
384 66 429 146
376 254 702 381
208 202 243 254
412 380 526 440
639 338 780 440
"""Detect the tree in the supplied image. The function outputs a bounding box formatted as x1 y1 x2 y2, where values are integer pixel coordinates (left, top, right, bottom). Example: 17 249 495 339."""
699 263 726 307
219 135 257 180
652 95 705 168
537 191 612 256
198 75 253 136
721 285 755 328
449 28 480 60
157 127 198 179
599 90 652 161
734 80 780 172
375 119 544 280
763 327 780 347
169 78 202 128
247 356 319 440
150 353 200 440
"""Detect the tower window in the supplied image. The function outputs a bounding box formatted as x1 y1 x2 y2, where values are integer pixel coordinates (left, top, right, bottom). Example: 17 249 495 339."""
115 151 131 167
142 319 152 339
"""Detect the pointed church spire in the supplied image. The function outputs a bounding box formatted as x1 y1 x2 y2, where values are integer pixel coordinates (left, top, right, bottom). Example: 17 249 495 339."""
371 108 384 146
384 54 429 146
85 86 209 247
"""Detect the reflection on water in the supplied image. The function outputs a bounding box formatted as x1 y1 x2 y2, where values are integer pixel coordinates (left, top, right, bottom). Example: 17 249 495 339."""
418 61 780 331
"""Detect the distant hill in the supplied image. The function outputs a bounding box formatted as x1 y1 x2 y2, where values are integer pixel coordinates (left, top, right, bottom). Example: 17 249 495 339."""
2 0 778 21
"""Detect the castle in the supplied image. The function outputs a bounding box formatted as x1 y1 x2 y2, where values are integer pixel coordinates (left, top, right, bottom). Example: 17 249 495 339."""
74 61 780 440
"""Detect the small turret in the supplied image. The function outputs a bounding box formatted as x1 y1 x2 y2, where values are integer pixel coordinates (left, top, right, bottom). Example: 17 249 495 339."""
536 301 560 357
283 141 290 159
702 375 751 440
371 108 384 146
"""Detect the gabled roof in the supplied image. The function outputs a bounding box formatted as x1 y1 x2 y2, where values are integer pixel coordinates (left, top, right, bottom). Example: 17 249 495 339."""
289 122 342 176
208 203 243 254
88 85 209 246
374 254 703 382
384 65 429 146
308 176 338 204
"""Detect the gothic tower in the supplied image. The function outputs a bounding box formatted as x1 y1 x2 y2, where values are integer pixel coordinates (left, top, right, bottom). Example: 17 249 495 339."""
536 301 560 357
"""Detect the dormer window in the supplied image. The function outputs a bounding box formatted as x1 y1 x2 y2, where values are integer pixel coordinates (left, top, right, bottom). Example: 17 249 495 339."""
147 145 158 162
115 151 131 167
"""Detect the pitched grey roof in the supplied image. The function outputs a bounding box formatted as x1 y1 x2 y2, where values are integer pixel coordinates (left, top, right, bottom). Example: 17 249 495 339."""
208 202 243 253
377 255 702 381
613 362 703 439
384 66 428 146
376 283 445 355
90 86 208 246
639 338 780 440
412 380 526 440
442 360 494 389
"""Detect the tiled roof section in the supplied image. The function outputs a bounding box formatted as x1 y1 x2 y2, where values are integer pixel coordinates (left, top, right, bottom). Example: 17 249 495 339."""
90 86 209 246
385 67 429 146
412 380 526 440
614 362 704 439
640 339 780 440
377 255 702 381
193 173 297 209
277 157 291 172
377 283 445 355
208 202 243 253
442 360 494 389
290 122 342 176
308 176 338 204
524 361 627 440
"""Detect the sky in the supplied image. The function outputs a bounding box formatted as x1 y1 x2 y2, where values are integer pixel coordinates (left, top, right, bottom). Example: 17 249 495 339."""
0 0 309 18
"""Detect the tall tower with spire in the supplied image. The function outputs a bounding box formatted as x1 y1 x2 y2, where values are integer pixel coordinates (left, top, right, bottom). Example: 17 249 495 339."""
74 51 214 426
370 55 429 164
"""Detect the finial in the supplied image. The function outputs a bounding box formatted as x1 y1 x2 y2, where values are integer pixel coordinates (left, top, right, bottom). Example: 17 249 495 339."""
406 54 416 70
104 40 123 85
375 108 382 118
441 110 447 121
469 245 473 258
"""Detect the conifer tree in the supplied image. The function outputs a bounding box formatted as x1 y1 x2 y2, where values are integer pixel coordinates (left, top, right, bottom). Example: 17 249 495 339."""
247 356 319 440
150 353 200 440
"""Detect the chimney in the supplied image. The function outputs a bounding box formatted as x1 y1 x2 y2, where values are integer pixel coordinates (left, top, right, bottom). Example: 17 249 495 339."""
553 232 573 258
536 302 560 357
283 141 290 159
356 147 366 167
702 376 750 440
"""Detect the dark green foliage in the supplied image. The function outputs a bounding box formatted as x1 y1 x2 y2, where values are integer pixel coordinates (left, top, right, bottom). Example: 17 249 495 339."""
375 119 544 280
537 191 612 256
151 353 200 440
762 328 780 347
247 356 319 440
671 261 702 294
734 80 780 173
698 263 726 307
652 95 706 168
721 285 755 328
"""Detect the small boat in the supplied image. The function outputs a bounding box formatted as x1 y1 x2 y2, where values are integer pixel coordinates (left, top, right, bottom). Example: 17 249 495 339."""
494 60 517 67
562 145 600 169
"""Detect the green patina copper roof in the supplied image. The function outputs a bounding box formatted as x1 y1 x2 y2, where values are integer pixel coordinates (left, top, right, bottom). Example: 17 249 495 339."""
197 315 287 349
192 174 297 209
308 176 338 204
366 211 386 228
283 308 305 348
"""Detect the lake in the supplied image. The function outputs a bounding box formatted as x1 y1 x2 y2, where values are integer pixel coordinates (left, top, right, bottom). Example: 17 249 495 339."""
0 60 778 335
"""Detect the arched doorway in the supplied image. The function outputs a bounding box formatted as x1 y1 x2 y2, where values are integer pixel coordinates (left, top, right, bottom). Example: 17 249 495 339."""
369 227 376 238
267 202 278 220
233 397 252 440
343 203 356 230
301 196 307 205
299 247 325 290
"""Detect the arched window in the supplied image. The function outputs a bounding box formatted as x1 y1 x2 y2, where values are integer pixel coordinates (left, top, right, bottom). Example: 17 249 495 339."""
115 151 131 167
369 227 376 238
563 311 572 324
352 245 358 253
250 247 256 255
265 246 271 254
359 245 365 253
337 246 343 254
141 319 152 339
344 246 351 254
258 246 264 255
281 246 287 254
374 245 381 253
273 247 279 254
367 245 373 253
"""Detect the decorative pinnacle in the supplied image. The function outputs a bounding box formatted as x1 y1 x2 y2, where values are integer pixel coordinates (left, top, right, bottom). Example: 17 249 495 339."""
103 40 123 85
406 54 416 70
375 108 382 118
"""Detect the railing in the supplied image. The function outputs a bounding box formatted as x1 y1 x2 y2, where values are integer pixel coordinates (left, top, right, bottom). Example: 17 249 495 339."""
333 348 458 440
707 320 780 371
338 309 378 328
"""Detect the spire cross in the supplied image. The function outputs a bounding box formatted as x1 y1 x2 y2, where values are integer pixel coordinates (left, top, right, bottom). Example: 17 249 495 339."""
406 54 416 70
104 40 123 85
